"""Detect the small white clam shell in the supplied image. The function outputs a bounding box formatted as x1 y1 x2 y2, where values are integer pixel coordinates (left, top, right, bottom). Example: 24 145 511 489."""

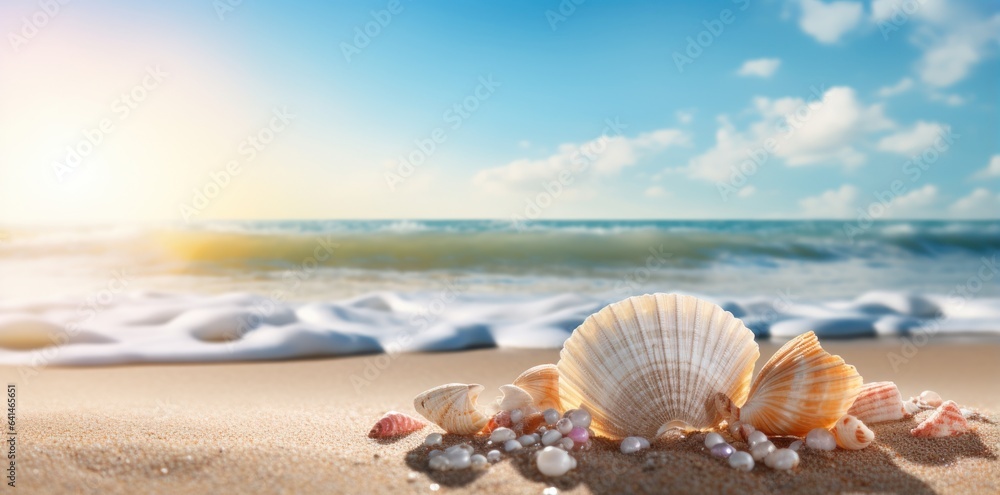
497 384 536 412
414 383 489 435
832 415 874 450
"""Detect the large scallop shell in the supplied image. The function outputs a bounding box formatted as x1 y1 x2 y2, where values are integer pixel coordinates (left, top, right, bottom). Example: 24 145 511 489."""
848 381 908 424
368 411 427 438
413 383 489 435
734 331 863 436
557 293 759 440
911 400 969 438
514 364 562 411
832 414 874 450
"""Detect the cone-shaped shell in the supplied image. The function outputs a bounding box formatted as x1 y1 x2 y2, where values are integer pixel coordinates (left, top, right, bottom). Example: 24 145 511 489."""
497 384 535 412
368 411 427 438
911 400 969 438
833 414 874 450
413 383 489 435
557 293 759 440
737 331 863 436
848 381 908 424
514 364 562 411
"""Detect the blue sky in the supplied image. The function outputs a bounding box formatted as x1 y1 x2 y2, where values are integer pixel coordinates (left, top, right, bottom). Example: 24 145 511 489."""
0 0 998 223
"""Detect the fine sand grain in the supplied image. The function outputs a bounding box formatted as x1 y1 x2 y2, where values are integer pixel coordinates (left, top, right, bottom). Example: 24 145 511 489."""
3 339 999 494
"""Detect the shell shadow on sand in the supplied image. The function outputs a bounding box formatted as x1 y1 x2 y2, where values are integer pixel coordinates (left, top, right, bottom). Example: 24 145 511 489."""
878 414 997 466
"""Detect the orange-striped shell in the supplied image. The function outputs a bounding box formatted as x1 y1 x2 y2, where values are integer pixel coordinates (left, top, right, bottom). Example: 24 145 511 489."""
413 383 489 435
736 331 863 436
833 414 874 450
368 411 427 438
514 364 561 411
911 400 969 438
848 381 908 423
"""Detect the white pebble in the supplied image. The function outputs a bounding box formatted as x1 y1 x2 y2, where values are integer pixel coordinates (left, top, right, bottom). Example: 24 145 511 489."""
542 429 562 446
620 437 643 454
543 408 561 425
490 427 516 443
638 437 650 449
805 428 837 451
428 455 450 471
751 440 775 461
568 409 592 428
470 454 488 470
728 451 754 472
447 449 471 470
510 409 525 424
518 435 538 447
486 450 501 462
556 418 574 435
789 440 803 452
424 433 443 447
747 430 768 448
558 437 574 450
704 432 725 448
428 450 444 458
764 448 800 470
536 446 575 477
504 439 522 452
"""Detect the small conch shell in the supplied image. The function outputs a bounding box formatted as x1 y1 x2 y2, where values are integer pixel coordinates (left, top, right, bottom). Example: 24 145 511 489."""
413 383 489 435
514 364 562 411
497 384 535 412
848 381 908 423
910 400 969 438
368 411 426 438
734 331 863 436
832 414 874 450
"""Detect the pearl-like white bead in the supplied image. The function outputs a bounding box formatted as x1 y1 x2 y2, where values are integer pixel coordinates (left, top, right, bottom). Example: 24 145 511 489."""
747 430 768 449
424 433 443 447
764 448 800 470
541 429 562 446
805 428 836 451
536 446 575 477
728 450 754 471
568 409 592 428
504 439 522 452
490 427 516 443
620 437 643 454
704 432 725 448
543 408 561 426
750 441 775 461
556 418 574 435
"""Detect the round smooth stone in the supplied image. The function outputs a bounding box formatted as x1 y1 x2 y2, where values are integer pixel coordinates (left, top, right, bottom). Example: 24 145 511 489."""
568 409 592 429
470 454 488 470
728 451 754 471
543 408 561 426
428 455 450 471
486 450 501 462
750 440 775 461
536 446 575 477
556 418 574 435
518 435 537 447
747 430 768 448
510 409 524 424
558 437 574 450
424 433 443 447
704 432 725 449
428 450 443 458
568 427 589 445
637 437 650 449
490 427 516 443
504 439 522 452
805 428 837 451
710 442 735 459
541 429 563 446
447 449 471 470
764 448 800 470
620 437 643 454
789 440 804 452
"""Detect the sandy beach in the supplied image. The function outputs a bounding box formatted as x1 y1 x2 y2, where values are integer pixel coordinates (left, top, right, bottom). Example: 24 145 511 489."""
2 339 998 494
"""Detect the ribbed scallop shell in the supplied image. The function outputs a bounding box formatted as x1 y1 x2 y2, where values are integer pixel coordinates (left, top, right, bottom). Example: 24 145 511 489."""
368 411 427 438
911 400 969 438
833 414 874 450
497 384 535 412
514 364 562 411
848 381 908 423
557 293 759 440
736 331 863 436
413 383 489 435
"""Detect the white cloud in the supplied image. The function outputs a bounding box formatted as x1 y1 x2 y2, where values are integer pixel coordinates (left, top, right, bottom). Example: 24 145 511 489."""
644 186 668 198
928 92 965 106
876 121 948 155
799 184 858 217
681 86 893 182
877 77 913 97
885 184 938 217
737 58 782 78
737 185 757 198
518 140 531 149
474 128 690 193
676 110 694 125
798 0 864 43
974 155 1000 179
950 188 1000 218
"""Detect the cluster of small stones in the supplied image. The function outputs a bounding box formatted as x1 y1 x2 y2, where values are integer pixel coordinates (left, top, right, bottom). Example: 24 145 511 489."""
704 422 843 472
424 407 595 477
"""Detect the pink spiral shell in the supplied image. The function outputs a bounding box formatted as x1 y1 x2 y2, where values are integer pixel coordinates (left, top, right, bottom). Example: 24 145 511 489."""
368 411 427 439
